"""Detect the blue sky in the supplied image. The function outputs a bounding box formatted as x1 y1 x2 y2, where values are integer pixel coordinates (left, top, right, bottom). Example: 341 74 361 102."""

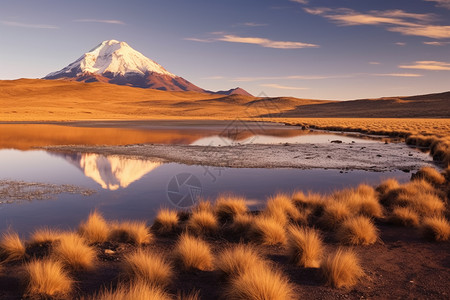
1 0 449 100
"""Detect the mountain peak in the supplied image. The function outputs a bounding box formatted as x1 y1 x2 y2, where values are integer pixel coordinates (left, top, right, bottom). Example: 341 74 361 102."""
214 87 253 96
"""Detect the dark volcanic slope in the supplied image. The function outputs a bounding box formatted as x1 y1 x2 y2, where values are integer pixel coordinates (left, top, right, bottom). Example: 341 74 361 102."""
271 91 450 118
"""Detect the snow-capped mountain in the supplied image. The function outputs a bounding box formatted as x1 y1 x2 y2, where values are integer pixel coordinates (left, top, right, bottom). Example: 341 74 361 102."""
44 39 205 92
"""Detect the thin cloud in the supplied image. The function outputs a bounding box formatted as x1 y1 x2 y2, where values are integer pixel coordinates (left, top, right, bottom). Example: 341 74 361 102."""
290 0 309 4
399 61 450 70
425 0 450 9
261 83 309 90
423 41 450 46
1 21 58 29
369 62 381 65
202 76 225 80
239 22 267 27
304 7 450 39
395 42 406 46
74 19 125 25
186 33 318 49
373 73 423 77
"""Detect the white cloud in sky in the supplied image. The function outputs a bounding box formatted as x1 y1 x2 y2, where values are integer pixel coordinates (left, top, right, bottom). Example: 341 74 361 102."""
1 21 58 29
399 61 450 70
373 73 423 77
425 0 450 9
74 19 125 25
261 83 309 90
423 41 450 46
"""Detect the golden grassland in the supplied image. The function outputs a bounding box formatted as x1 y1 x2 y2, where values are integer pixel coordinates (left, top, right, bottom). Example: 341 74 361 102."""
0 166 448 299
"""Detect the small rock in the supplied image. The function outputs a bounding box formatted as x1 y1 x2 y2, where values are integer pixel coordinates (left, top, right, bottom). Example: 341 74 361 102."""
331 140 343 144
104 249 115 255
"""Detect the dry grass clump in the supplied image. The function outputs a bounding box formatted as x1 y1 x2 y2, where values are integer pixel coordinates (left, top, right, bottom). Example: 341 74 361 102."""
389 207 420 227
187 209 218 236
230 213 254 234
383 179 436 206
336 216 378 246
25 259 73 298
173 234 213 271
52 232 96 270
193 200 213 213
292 191 325 210
421 216 450 241
215 194 248 221
287 226 323 268
78 210 110 243
152 208 179 235
177 290 201 300
376 178 400 196
402 193 445 217
0 231 26 261
216 244 266 278
110 221 152 245
250 216 287 246
320 248 364 288
29 227 62 245
225 264 295 300
412 166 446 186
333 185 383 218
90 280 172 300
318 201 351 229
265 193 303 223
123 249 173 287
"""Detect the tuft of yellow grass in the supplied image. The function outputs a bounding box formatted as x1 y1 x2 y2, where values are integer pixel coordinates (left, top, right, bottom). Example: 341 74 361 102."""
110 221 152 245
333 186 383 218
287 226 323 268
216 244 266 278
376 178 400 196
90 280 172 300
397 192 445 217
123 249 173 288
319 201 351 229
225 264 295 300
421 216 450 241
389 207 420 227
265 193 303 223
0 231 26 261
52 232 96 270
412 166 446 186
173 234 213 271
187 209 218 236
177 290 201 300
193 200 213 213
320 248 364 289
25 259 73 298
336 216 379 246
78 210 110 244
250 216 287 246
29 227 62 245
230 213 254 234
152 208 179 235
215 194 248 221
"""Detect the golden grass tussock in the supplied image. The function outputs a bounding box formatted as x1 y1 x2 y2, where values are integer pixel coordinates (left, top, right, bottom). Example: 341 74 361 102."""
187 209 218 236
78 210 110 243
336 216 379 246
384 180 437 207
193 200 213 213
287 226 323 268
110 221 152 245
230 213 254 234
403 193 445 217
318 201 351 229
177 290 201 300
215 244 266 278
293 191 325 211
250 216 287 246
52 232 96 270
215 194 248 221
123 249 173 288
412 166 446 186
0 231 26 261
320 248 364 289
421 216 450 241
225 264 295 300
265 193 303 223
29 227 62 245
376 178 400 196
25 259 73 298
333 185 383 218
152 208 179 235
173 234 213 271
90 280 172 300
389 206 420 227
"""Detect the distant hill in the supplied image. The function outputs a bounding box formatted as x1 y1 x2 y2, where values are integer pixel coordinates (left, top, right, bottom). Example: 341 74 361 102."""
213 87 253 97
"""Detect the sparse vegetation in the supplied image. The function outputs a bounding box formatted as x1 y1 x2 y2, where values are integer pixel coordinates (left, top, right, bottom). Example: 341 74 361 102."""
78 210 110 243
336 216 379 246
265 193 303 223
123 249 173 287
215 194 248 221
412 166 446 186
52 232 96 270
319 201 351 229
0 231 26 261
320 248 364 288
25 259 73 298
216 244 265 278
187 209 218 236
389 206 420 227
421 216 450 241
173 234 213 271
287 226 323 268
29 227 62 245
90 280 172 300
250 216 287 246
110 221 152 245
152 208 179 235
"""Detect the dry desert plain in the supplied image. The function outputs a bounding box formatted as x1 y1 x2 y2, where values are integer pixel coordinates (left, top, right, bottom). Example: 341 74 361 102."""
0 79 449 299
